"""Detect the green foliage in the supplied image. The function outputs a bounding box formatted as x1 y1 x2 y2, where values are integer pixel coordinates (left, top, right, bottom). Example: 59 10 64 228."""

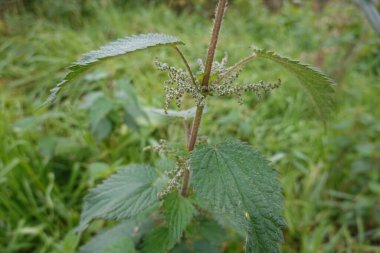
80 221 137 253
142 227 176 253
88 97 113 139
44 34 183 105
4 1 380 253
101 239 135 253
192 240 220 253
43 1 332 252
253 49 336 124
78 165 167 232
78 79 147 140
163 191 195 242
190 139 285 253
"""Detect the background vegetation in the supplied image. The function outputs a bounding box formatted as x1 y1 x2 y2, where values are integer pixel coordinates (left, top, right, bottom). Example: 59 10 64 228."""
0 0 379 252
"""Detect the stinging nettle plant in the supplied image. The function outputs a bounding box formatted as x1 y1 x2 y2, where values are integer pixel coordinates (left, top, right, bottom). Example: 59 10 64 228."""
45 1 335 252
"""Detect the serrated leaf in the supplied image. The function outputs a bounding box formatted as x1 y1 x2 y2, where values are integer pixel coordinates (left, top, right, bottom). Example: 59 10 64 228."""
44 34 183 104
80 221 136 253
78 164 167 232
253 49 335 124
163 191 194 243
142 227 176 253
190 139 285 253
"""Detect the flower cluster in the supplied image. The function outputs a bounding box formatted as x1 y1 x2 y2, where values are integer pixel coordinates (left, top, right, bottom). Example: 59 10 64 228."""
144 139 181 156
209 79 282 104
196 53 229 77
155 60 204 112
155 56 282 113
157 160 188 199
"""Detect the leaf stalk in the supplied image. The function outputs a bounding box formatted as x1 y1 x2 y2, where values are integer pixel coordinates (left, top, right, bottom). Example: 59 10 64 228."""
215 53 256 84
173 46 198 87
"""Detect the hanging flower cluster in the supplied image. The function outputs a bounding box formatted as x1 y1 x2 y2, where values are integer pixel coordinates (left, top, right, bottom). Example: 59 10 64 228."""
155 60 205 111
157 160 188 200
146 140 189 199
209 79 282 104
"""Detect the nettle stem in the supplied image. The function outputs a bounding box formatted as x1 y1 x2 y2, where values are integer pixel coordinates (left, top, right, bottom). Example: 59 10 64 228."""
181 0 228 197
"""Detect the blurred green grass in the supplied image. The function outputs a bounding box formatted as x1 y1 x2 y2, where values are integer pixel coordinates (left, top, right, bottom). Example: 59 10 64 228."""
0 0 380 252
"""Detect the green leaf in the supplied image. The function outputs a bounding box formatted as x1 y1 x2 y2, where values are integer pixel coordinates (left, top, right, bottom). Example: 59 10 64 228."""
253 49 335 124
89 97 113 127
92 118 112 140
142 192 194 253
80 221 136 253
102 239 135 253
190 139 285 253
148 106 207 121
142 227 176 253
78 91 104 109
89 97 114 140
155 157 176 173
163 191 194 243
78 164 167 232
197 219 226 245
124 109 140 132
170 243 192 253
193 240 220 253
44 34 183 104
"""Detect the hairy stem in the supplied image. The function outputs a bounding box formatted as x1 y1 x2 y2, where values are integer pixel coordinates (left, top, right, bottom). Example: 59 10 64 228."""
174 46 197 87
202 0 228 88
215 53 256 84
181 106 204 196
183 120 191 146
181 0 228 197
